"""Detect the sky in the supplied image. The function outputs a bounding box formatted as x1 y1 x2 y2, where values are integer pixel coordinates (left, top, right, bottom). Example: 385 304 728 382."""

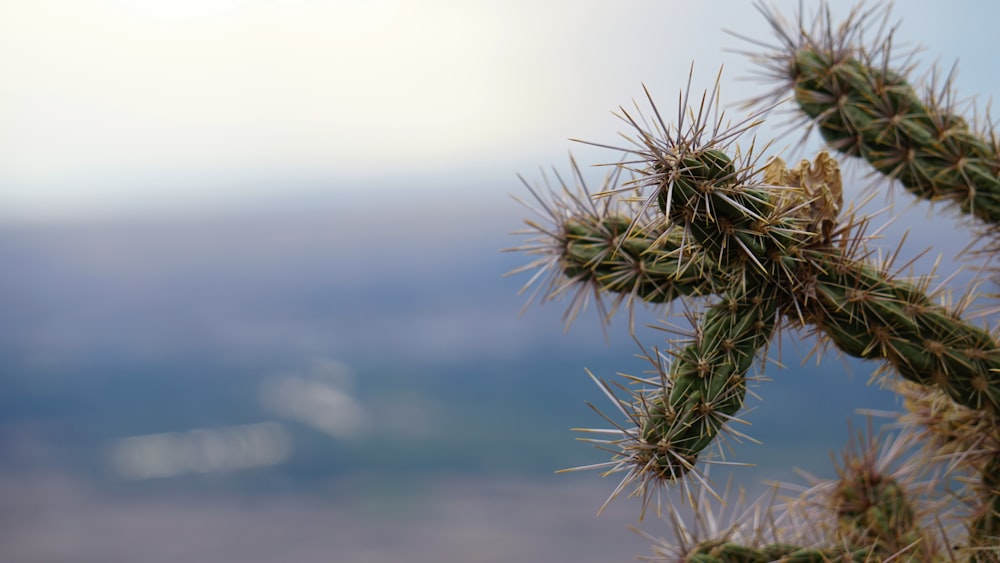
1 0 998 221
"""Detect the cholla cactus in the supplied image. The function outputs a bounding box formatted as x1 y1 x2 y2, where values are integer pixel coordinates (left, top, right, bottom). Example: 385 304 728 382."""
739 2 1000 226
509 1 1000 561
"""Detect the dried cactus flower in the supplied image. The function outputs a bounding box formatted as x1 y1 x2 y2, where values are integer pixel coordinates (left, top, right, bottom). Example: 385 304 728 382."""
763 151 843 244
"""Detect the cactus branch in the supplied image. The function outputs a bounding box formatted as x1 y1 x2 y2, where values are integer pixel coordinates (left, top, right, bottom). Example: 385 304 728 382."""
739 1 1000 226
506 158 722 330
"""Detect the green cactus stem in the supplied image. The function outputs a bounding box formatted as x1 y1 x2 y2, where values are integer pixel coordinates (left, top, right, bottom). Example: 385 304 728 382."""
793 48 1000 225
560 214 721 305
685 541 870 563
507 158 724 329
741 1 1000 226
640 289 778 479
805 254 1000 414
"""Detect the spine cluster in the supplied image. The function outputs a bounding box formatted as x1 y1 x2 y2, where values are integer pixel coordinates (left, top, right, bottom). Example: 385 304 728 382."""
791 48 1000 224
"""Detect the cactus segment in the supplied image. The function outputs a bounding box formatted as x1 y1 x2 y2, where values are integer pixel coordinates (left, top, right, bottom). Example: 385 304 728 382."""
809 258 1000 414
751 4 1000 226
657 148 778 261
640 290 778 479
507 158 735 330
834 471 921 557
685 542 869 563
560 215 720 304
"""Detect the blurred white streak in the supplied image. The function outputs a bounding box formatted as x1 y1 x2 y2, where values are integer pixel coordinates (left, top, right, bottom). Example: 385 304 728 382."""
110 421 292 480
259 359 369 439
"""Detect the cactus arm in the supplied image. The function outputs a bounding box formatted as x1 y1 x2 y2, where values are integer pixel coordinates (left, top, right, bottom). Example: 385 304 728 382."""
806 254 1000 414
560 215 722 304
793 47 1000 225
742 1 1000 226
506 159 725 330
640 289 778 481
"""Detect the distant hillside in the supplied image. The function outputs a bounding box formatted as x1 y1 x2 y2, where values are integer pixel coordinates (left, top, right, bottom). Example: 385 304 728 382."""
0 202 903 496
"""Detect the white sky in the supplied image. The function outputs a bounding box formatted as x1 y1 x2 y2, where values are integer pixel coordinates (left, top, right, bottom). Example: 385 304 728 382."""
0 0 996 220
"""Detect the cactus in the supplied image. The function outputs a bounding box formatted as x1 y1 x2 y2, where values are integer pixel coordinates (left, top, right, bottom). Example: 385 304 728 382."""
739 2 1000 227
509 1 1000 560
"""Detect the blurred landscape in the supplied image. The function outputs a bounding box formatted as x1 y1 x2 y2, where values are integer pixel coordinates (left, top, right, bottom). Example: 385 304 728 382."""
0 191 918 562
3 1 998 561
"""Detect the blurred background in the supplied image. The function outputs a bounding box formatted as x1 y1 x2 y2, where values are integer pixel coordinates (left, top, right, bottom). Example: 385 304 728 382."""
1 1 997 561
